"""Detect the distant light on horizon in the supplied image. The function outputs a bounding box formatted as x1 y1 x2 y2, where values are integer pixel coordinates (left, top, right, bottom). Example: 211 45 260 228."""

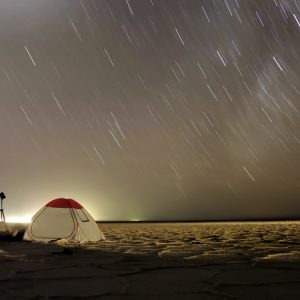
129 218 141 222
6 216 32 224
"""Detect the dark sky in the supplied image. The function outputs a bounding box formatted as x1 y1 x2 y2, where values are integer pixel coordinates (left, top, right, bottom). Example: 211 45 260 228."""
1 0 299 221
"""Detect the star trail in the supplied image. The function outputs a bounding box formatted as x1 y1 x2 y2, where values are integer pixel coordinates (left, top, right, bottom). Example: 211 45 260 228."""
0 0 299 221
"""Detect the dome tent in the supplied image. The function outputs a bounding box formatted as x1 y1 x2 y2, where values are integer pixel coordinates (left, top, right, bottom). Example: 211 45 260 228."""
24 198 105 243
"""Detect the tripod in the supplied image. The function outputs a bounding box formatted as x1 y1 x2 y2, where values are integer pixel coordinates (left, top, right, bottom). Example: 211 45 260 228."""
0 192 9 232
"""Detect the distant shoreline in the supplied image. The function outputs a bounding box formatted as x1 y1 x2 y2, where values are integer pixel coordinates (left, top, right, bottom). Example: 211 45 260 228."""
97 218 300 223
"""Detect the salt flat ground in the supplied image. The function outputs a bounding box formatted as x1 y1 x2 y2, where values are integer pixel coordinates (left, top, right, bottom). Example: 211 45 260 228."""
100 221 300 261
1 222 300 299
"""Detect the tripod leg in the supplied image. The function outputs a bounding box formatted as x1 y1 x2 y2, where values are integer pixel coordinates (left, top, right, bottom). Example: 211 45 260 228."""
0 210 9 232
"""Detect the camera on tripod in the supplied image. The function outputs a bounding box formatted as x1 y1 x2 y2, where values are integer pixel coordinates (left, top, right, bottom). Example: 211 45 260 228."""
0 192 7 223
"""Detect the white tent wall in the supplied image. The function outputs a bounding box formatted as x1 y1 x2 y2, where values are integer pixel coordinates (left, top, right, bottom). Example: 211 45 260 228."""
73 208 105 242
30 207 77 241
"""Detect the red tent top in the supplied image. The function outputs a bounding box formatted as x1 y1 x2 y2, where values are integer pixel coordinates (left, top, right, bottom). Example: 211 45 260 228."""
46 198 83 209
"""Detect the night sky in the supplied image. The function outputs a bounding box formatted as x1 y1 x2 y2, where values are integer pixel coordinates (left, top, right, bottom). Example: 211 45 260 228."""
1 0 299 221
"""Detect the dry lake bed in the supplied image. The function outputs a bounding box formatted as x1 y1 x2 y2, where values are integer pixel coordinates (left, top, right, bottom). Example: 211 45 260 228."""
1 221 300 299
